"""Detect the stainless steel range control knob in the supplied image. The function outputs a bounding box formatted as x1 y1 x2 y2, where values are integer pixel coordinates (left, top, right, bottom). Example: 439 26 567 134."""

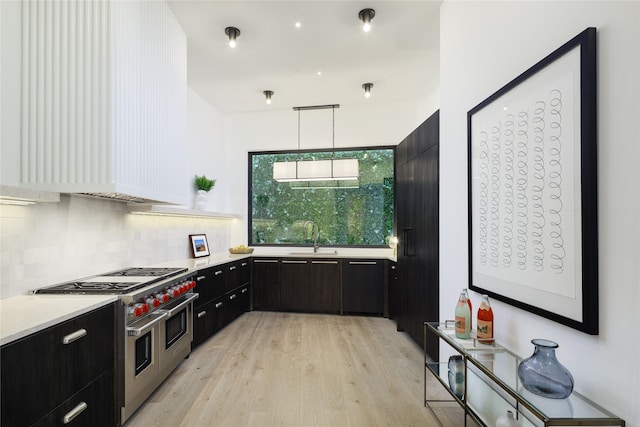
129 303 145 317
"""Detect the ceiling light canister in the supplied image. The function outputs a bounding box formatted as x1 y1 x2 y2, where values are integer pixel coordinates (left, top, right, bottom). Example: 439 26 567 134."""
362 83 373 98
358 8 375 32
225 26 240 48
263 90 274 105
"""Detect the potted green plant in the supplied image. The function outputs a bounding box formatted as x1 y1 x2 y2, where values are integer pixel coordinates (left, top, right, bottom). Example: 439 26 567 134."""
194 174 216 210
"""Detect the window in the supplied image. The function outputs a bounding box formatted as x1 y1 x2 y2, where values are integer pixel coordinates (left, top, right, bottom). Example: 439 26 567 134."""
249 147 394 247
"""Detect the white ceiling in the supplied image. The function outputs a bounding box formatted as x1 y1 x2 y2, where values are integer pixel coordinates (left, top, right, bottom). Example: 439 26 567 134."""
167 1 441 114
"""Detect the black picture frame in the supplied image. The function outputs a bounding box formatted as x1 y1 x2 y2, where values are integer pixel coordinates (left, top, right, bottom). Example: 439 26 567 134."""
467 28 598 334
189 234 210 258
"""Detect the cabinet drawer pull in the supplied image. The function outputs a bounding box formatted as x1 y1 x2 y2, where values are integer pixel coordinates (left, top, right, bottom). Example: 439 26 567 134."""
229 294 237 300
241 288 248 293
62 329 87 345
63 401 87 424
229 266 237 271
348 261 377 265
214 270 223 276
391 265 396 270
311 260 339 264
282 260 307 264
197 310 207 318
215 302 223 308
241 262 248 267
196 275 206 281
254 259 278 263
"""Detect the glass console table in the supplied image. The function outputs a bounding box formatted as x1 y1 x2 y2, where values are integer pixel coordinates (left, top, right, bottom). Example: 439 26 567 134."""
424 322 625 427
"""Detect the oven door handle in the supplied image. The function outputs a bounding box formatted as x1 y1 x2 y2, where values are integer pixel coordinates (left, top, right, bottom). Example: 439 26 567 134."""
126 311 168 336
157 293 199 318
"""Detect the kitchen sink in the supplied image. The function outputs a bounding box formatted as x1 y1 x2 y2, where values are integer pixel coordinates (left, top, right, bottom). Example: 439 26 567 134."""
287 251 339 256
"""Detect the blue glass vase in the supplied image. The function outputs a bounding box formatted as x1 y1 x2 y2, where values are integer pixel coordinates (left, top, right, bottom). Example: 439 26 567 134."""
517 339 574 399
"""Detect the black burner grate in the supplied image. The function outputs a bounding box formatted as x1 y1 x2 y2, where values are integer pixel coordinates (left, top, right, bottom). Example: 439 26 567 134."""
100 267 187 277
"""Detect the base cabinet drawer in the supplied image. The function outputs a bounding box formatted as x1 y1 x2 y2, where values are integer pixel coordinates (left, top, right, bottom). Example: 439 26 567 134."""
1 303 115 427
193 298 226 348
225 285 250 324
33 371 114 427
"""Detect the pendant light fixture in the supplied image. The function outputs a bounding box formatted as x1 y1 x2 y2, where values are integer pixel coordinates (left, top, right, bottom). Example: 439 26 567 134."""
358 8 375 32
273 105 359 184
225 26 240 48
362 83 374 98
263 90 274 104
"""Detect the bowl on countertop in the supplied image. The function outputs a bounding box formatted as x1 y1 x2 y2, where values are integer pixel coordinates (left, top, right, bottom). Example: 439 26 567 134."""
228 247 254 254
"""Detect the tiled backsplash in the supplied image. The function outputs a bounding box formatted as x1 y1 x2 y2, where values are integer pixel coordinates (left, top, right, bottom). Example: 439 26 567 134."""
0 194 232 299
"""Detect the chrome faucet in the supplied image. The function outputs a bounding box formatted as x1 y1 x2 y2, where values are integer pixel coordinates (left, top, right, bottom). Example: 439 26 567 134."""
304 221 319 253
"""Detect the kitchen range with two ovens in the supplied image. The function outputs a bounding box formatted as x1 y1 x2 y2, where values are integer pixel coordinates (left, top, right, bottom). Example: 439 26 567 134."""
35 267 198 424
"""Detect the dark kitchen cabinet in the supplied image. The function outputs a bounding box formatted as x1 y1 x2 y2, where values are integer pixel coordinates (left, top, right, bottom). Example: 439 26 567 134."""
225 259 250 293
194 265 226 306
342 259 385 315
32 371 114 427
193 298 223 347
388 261 398 319
252 258 281 310
280 258 341 313
193 258 251 348
225 283 251 325
1 303 116 427
395 110 440 360
280 259 309 311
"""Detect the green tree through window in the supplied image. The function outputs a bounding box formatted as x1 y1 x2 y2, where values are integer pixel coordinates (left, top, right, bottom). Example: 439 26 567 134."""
249 148 394 247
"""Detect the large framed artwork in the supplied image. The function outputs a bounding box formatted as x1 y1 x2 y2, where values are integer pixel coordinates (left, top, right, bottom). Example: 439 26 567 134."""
467 28 598 334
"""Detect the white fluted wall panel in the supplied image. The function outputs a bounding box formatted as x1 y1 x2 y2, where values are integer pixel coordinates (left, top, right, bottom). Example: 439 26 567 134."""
21 0 110 186
111 1 187 202
20 0 187 204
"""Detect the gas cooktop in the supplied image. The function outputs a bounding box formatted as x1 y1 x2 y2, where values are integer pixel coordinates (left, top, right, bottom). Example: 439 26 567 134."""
35 267 188 295
99 267 187 278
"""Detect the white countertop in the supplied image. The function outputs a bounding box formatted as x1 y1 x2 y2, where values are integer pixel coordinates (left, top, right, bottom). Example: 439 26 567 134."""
0 294 118 346
150 248 395 272
1 248 395 346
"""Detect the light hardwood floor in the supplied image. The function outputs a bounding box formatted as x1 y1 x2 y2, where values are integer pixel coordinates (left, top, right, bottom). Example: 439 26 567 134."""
125 311 466 427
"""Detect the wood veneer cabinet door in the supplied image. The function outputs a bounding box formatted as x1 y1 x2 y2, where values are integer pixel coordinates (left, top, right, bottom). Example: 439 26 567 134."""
252 258 281 310
280 259 340 313
1 303 115 426
280 259 310 311
308 260 341 314
32 372 114 427
194 266 225 307
394 110 439 360
342 259 384 315
193 299 216 348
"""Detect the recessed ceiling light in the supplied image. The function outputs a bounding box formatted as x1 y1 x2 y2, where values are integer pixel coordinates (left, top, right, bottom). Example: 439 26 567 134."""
317 71 322 76
295 22 301 28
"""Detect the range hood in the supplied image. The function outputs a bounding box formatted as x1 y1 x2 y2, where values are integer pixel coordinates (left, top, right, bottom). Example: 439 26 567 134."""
18 1 188 205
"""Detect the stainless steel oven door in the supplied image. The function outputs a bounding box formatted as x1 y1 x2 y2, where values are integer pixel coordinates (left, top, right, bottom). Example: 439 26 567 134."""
158 293 198 376
123 311 166 423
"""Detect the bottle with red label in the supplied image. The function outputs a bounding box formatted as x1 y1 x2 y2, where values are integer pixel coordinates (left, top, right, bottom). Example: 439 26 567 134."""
455 291 471 339
477 294 494 343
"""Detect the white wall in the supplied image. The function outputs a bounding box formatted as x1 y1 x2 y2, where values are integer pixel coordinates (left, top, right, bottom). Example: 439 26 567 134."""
440 1 639 424
223 100 432 243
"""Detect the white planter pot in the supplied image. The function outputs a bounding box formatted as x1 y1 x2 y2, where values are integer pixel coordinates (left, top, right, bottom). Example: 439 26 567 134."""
195 190 208 210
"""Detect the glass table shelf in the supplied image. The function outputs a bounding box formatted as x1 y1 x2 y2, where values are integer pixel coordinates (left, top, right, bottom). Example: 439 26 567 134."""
424 322 625 427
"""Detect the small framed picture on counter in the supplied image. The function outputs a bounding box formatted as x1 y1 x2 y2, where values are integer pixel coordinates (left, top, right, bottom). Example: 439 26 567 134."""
189 234 210 258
